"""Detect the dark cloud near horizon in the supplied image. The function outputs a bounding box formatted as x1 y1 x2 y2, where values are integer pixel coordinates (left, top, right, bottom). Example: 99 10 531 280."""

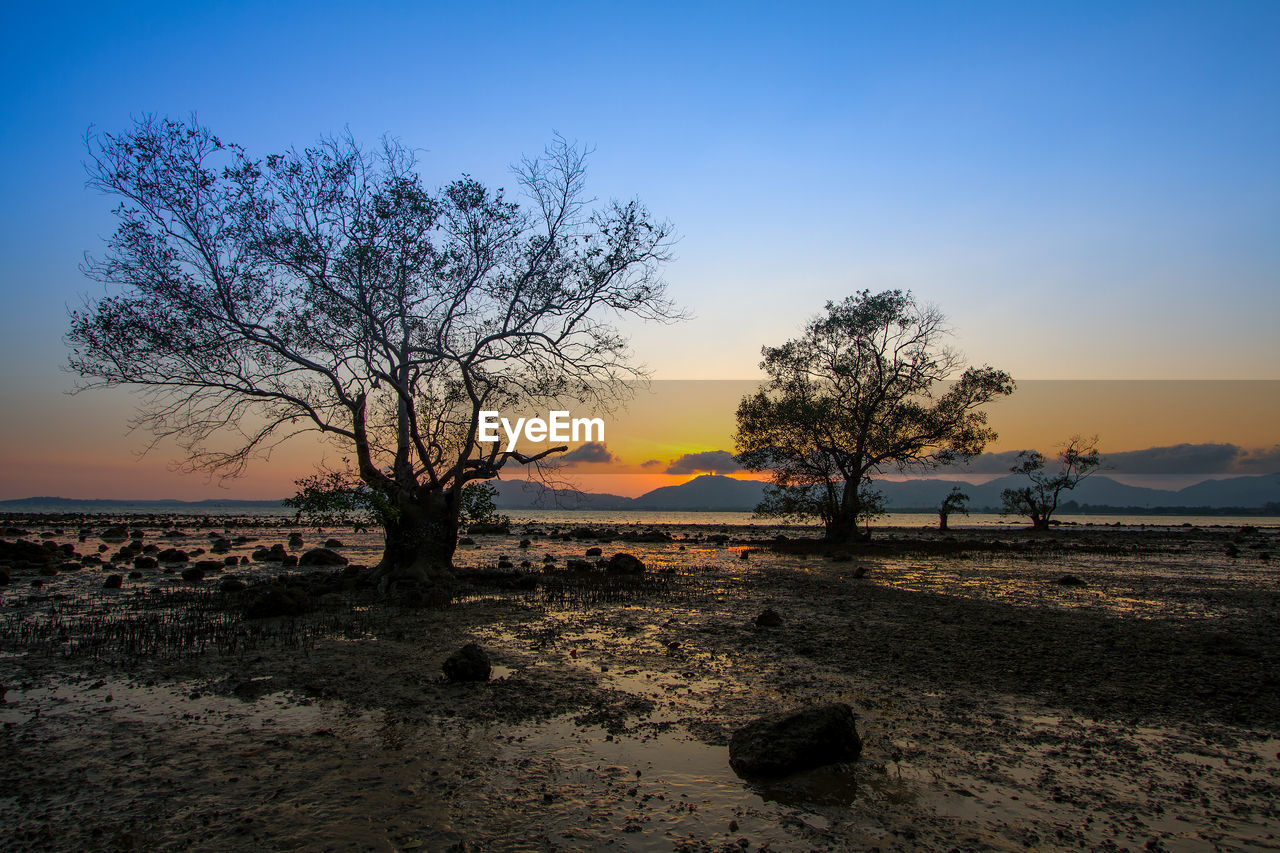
640 458 662 469
665 450 742 475
951 443 1280 476
558 442 615 465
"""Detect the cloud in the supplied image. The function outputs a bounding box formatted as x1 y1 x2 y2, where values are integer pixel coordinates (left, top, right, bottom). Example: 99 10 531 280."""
952 443 1280 476
1103 443 1280 475
558 442 615 465
665 450 742 475
640 458 663 469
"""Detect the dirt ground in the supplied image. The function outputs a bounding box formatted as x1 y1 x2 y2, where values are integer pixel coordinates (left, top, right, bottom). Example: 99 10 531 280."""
2 516 1278 851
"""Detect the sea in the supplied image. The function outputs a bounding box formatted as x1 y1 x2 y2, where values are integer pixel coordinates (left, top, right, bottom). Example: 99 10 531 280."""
1 501 1275 529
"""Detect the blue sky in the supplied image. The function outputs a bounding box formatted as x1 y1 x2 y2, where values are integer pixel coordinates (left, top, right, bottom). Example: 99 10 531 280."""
1 0 1277 497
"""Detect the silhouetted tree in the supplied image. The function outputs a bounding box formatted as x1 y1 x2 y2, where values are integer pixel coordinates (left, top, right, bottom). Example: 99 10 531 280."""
735 290 1014 542
1000 436 1101 529
70 117 676 591
938 486 969 531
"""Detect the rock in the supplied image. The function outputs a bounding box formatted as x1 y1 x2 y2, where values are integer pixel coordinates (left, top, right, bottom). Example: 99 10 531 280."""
755 608 784 628
442 643 491 682
323 538 344 548
193 559 225 572
103 574 123 589
519 539 532 549
219 577 248 593
224 556 239 566
1056 574 1087 586
243 584 312 618
101 525 129 540
181 567 205 582
0 539 53 565
0 568 8 586
605 553 645 575
497 559 514 569
281 554 299 567
585 546 603 557
458 537 476 546
565 559 594 572
157 548 189 563
128 571 143 579
132 555 157 569
288 532 305 548
210 538 232 553
729 703 862 777
299 547 348 567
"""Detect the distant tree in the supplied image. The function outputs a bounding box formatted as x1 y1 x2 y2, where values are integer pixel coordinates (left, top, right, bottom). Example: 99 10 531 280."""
70 117 677 592
459 481 509 530
735 290 1014 542
938 486 969 531
1000 436 1102 529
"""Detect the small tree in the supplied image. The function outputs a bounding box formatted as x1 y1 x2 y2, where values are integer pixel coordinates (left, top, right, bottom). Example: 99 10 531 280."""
1001 436 1101 529
70 117 677 591
938 486 969 531
735 290 1013 542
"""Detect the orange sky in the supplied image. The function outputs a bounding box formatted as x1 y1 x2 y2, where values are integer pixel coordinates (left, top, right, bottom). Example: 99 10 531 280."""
3 379 1272 500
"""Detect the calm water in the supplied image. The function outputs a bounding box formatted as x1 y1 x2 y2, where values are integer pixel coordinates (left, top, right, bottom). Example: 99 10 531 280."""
3 503 1275 529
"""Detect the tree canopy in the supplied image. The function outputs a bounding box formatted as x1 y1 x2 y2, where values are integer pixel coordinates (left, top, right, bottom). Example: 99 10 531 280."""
70 117 677 585
1001 436 1102 529
735 290 1014 541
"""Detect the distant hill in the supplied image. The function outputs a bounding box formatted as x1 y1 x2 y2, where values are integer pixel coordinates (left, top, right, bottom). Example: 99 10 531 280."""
3 472 1277 515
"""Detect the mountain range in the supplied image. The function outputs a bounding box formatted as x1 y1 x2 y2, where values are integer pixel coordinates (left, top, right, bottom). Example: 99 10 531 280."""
3 472 1278 514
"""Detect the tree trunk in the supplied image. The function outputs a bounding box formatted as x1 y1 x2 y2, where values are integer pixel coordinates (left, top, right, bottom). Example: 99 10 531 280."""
939 511 949 531
824 504 871 543
370 489 459 598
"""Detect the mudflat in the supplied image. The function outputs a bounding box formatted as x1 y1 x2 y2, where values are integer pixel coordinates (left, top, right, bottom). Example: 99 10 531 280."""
2 516 1278 851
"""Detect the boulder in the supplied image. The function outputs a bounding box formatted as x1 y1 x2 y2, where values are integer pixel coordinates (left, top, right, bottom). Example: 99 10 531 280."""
219 577 248 593
101 525 129 540
755 608 784 628
605 553 645 575
210 538 232 553
298 548 348 567
442 643 491 682
243 584 312 619
1056 574 1086 586
103 574 123 589
157 548 189 563
565 559 593 572
729 703 862 777
133 556 158 569
180 567 205 582
585 546 603 557
323 538 344 549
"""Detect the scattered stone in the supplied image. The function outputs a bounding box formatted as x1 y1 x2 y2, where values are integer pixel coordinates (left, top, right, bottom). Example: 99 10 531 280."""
210 538 232 553
181 567 205 582
103 574 123 589
585 546 603 557
755 608 784 628
729 703 862 777
219 577 248 593
458 537 476 546
101 525 129 540
323 538 344 549
157 548 189 563
299 547 348 567
243 584 312 619
132 555 157 569
1056 574 1087 586
519 539 532 548
565 559 593 572
442 643 491 682
605 553 645 575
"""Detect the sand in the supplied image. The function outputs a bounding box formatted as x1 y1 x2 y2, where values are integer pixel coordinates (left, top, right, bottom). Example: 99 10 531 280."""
2 516 1278 851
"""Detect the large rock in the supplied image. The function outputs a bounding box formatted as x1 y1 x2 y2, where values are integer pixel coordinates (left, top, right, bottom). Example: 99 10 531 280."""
729 703 862 777
604 553 645 575
442 643 491 682
157 548 189 563
299 547 348 567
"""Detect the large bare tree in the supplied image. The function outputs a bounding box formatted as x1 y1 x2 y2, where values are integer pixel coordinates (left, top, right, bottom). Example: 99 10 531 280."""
70 117 676 589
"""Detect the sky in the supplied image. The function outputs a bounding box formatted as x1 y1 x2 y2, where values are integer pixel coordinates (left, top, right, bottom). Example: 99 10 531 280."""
0 1 1277 499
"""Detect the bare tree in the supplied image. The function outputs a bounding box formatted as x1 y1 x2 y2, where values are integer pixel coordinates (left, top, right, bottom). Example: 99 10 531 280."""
70 117 677 590
735 290 1013 542
1000 436 1101 529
